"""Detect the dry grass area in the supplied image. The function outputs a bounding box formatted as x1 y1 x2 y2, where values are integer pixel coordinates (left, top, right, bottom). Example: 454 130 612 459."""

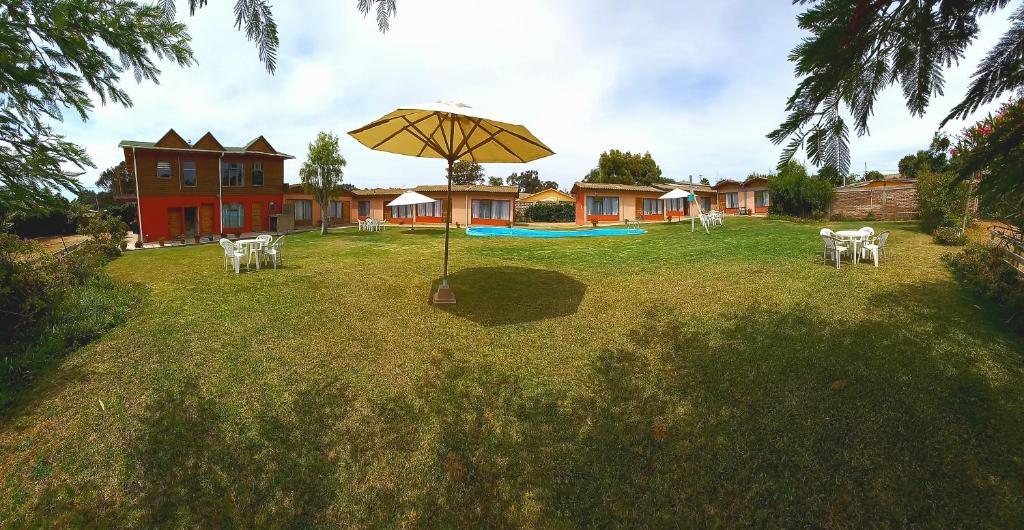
1 218 1022 527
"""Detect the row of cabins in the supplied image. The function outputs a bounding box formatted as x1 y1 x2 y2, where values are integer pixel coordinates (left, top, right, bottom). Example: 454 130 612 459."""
570 176 770 225
117 129 772 241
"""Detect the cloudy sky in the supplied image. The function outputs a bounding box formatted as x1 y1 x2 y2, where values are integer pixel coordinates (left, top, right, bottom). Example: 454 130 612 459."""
66 0 1016 190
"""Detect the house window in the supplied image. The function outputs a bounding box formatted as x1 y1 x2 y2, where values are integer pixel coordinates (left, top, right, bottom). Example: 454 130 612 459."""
472 199 510 220
293 200 312 221
222 203 244 229
666 198 685 212
252 161 264 186
221 162 244 186
643 198 664 215
586 196 619 216
329 201 344 218
755 190 769 208
701 198 711 212
725 192 739 209
358 200 371 217
156 161 171 179
183 160 196 186
269 201 276 214
390 204 413 218
417 199 444 217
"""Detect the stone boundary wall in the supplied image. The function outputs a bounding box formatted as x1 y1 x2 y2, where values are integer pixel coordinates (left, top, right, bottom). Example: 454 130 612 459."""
829 185 918 220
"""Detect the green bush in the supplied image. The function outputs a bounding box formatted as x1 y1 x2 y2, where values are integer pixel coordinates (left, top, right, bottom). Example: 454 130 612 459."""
944 243 1024 334
916 171 972 233
933 227 967 246
0 231 142 411
521 202 575 222
768 161 834 219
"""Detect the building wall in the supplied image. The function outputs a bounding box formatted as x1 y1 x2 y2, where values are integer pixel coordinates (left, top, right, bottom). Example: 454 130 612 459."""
575 191 663 225
124 146 286 242
830 185 919 220
284 192 350 227
353 191 517 226
715 185 769 214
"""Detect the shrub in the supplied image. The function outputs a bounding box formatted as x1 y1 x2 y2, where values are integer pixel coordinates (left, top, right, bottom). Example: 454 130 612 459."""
0 230 142 411
916 170 972 233
521 202 575 222
933 227 967 246
944 243 1024 334
79 211 129 256
768 160 834 219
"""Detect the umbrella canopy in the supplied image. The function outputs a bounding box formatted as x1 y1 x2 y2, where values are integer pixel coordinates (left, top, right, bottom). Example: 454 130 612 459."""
348 101 554 305
658 188 692 200
386 190 435 207
349 101 554 163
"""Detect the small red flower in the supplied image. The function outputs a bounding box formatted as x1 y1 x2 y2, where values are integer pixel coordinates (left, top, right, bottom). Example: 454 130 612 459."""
949 147 958 157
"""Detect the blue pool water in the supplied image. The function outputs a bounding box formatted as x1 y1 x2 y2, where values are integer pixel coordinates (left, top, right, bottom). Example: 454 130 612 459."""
466 226 646 238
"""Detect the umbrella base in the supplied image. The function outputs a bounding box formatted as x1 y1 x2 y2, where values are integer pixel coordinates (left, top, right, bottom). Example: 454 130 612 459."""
432 285 457 305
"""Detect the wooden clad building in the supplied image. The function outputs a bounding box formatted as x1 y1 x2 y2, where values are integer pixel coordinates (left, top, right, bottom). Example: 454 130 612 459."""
119 129 293 243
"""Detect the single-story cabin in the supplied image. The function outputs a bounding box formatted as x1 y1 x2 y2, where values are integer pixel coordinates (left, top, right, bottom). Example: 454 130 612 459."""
712 176 770 215
282 184 353 229
571 181 716 226
351 184 519 227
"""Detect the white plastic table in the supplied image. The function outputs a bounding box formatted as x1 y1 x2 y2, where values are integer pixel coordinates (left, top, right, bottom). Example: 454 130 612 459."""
236 238 264 269
834 230 868 264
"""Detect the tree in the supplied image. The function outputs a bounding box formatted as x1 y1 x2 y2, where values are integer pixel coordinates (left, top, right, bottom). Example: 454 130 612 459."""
816 166 843 187
0 1 397 217
864 170 885 181
487 176 505 187
449 161 485 185
506 170 549 193
898 135 951 178
299 132 347 235
584 150 668 186
768 160 834 218
699 177 710 185
770 1 1024 179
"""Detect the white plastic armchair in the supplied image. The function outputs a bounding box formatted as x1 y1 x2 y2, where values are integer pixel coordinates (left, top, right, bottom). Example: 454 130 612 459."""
862 230 889 267
819 229 848 269
265 236 285 269
357 219 366 231
220 238 244 273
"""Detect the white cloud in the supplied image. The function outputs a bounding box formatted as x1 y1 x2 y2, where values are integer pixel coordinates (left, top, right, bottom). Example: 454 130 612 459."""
62 0 1020 191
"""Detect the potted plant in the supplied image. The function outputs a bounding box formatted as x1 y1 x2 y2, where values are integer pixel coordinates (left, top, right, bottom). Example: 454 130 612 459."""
158 239 165 247
591 219 598 227
134 240 142 249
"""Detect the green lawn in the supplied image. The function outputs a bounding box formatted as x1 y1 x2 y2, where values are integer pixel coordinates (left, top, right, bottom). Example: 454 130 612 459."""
2 218 1023 527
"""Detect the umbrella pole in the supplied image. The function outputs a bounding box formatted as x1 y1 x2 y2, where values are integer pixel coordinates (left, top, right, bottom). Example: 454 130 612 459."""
433 158 457 304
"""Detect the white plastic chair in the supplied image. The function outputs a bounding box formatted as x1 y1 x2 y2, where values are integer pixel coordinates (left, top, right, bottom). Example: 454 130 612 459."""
357 219 366 231
820 229 849 268
220 238 243 274
265 236 284 269
377 219 388 231
862 230 889 267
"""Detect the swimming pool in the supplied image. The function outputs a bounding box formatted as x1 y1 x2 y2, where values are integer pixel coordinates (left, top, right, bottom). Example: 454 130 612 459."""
466 226 646 238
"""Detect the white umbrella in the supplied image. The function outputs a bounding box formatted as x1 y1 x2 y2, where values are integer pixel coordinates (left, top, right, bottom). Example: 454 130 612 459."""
386 190 436 231
658 188 691 200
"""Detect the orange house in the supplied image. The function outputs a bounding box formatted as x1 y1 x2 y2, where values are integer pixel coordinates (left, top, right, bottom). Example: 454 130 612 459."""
350 184 519 226
282 184 353 228
119 129 293 243
713 176 770 215
572 182 716 225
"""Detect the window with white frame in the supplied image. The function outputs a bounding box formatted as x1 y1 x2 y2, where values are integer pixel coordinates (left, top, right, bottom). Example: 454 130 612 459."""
293 200 312 220
182 160 197 186
156 161 171 179
221 162 244 186
725 192 739 208
643 198 664 215
222 203 244 228
252 161 264 186
755 190 769 208
417 199 444 217
358 200 370 217
586 196 619 216
471 199 510 220
390 204 413 218
666 198 685 212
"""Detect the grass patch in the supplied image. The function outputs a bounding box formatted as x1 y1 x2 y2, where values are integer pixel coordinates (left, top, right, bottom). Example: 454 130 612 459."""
1 218 1022 527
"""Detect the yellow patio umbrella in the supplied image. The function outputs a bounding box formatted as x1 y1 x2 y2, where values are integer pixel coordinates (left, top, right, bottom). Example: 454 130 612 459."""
348 101 554 304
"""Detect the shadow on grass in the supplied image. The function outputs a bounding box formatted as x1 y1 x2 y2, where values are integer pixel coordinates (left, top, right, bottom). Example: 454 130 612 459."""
17 282 1024 527
431 266 587 326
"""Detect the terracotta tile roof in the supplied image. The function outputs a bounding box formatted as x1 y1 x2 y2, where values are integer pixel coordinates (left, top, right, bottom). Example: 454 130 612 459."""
571 182 663 193
349 184 519 196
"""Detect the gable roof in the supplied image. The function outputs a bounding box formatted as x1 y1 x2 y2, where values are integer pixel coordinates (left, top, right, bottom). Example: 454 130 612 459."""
154 129 190 149
244 135 277 154
349 184 519 196
192 132 224 151
571 181 715 194
520 188 575 202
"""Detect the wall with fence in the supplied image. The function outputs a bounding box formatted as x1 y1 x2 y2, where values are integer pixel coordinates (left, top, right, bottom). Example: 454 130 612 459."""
829 185 918 220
